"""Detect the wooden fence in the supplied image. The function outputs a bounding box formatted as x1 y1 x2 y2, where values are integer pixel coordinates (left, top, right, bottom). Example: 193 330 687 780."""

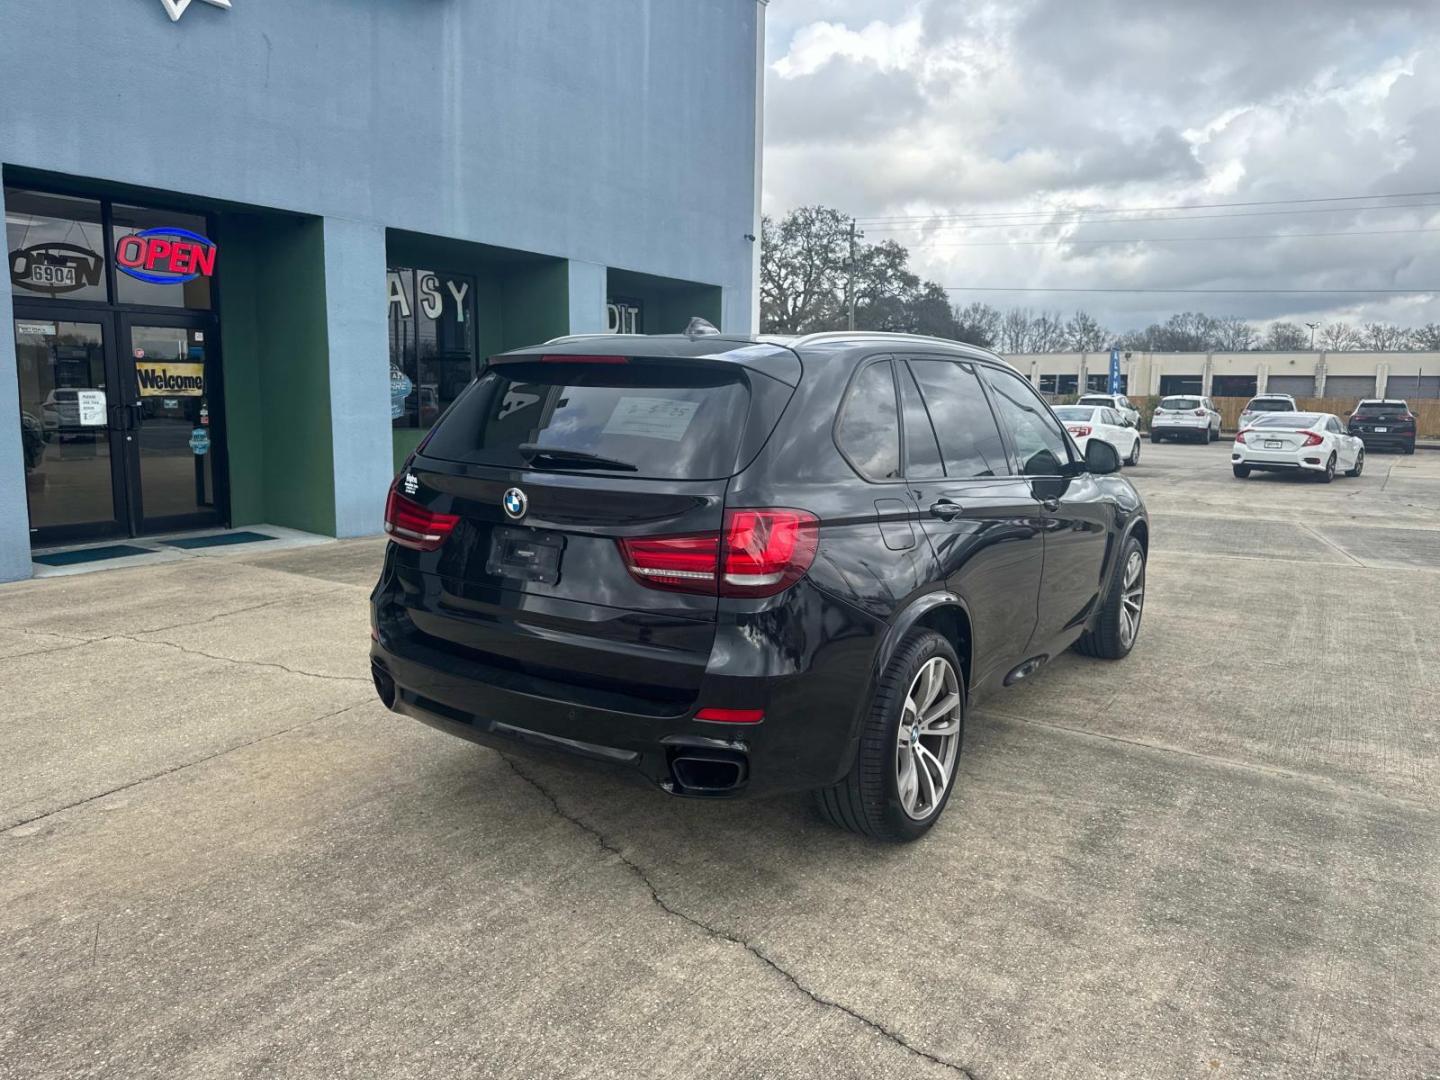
1125 395 1440 438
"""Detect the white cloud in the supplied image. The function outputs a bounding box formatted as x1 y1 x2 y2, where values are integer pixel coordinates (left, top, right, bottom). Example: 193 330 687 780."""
763 0 1440 331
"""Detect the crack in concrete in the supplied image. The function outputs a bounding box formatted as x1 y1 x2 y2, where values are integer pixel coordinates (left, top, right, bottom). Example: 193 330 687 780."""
497 753 979 1080
102 633 371 684
3 698 373 834
984 710 1437 815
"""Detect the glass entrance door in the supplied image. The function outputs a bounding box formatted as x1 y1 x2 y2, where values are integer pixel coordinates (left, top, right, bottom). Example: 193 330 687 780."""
13 312 127 543
120 317 223 534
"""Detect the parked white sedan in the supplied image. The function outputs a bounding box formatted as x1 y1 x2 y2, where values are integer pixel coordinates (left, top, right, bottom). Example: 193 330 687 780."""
1231 412 1364 482
1053 404 1143 466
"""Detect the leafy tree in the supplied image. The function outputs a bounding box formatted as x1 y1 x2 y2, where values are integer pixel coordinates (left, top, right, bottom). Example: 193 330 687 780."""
1264 321 1308 351
952 302 1002 348
758 207 850 333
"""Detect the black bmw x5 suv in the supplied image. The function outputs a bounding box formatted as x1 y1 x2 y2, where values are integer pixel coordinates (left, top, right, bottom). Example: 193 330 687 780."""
370 329 1149 841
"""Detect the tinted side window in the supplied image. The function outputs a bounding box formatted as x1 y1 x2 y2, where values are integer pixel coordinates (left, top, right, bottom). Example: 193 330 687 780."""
981 367 1071 477
836 361 901 480
1104 408 1121 426
908 360 1008 478
898 364 944 479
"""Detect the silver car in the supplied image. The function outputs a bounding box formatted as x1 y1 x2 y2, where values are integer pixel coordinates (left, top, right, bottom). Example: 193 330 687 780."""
1150 395 1222 443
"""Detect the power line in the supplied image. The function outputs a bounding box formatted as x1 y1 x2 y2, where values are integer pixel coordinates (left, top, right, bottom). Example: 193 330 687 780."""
940 286 1440 295
854 188 1440 225
861 200 1440 233
918 225 1440 248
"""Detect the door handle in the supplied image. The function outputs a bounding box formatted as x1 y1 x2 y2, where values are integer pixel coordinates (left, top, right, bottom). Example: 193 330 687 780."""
1040 497 1060 512
929 498 964 521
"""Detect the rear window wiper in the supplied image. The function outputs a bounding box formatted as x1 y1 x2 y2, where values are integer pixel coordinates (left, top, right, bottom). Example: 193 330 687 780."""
517 443 638 471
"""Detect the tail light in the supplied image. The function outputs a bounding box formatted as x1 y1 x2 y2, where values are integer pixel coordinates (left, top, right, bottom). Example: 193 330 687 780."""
1402 413 1416 424
618 508 819 598
1067 425 1092 437
1193 409 1206 417
1234 429 1252 443
1300 432 1324 447
695 707 764 724
384 486 459 551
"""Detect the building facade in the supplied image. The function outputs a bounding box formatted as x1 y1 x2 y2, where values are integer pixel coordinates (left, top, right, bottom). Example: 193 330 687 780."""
1 0 766 581
1013 350 1440 401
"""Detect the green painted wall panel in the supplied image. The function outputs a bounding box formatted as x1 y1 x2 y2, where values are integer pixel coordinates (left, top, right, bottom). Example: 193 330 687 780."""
216 214 336 535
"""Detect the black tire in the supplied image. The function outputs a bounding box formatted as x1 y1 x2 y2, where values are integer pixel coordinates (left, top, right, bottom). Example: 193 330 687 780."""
1150 432 1161 443
1319 453 1336 483
1125 438 1141 466
1404 440 1416 455
814 629 963 842
1233 464 1250 479
1075 536 1145 660
1346 449 1364 478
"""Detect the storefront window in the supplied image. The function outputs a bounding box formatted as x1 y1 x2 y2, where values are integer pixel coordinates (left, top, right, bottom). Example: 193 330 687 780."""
388 266 476 428
5 189 108 303
112 205 214 310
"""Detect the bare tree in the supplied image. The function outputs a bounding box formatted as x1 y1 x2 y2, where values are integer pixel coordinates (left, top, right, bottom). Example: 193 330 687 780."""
999 307 1034 353
1213 316 1257 352
1029 310 1068 353
1264 321 1309 351
1064 310 1111 352
1409 323 1440 350
1362 322 1410 351
1319 322 1362 351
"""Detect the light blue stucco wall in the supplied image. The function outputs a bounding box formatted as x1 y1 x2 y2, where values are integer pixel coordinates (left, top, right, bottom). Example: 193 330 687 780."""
0 0 759 314
0 0 763 578
322 218 393 538
0 185 27 581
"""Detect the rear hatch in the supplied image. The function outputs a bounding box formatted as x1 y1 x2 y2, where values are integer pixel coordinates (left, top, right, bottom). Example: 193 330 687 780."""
383 344 797 713
1351 404 1414 433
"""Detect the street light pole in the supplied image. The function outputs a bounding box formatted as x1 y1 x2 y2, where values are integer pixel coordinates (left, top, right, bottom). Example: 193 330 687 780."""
1306 321 1319 350
846 219 859 331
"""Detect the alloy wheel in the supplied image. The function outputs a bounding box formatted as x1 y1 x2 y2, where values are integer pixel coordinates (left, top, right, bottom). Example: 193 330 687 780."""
1119 549 1145 648
895 657 962 820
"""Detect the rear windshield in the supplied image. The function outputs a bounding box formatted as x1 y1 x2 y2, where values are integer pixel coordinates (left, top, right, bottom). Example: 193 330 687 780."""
1077 396 1113 406
421 360 779 480
1053 406 1096 421
1251 413 1318 428
1245 398 1293 412
1158 397 1200 410
1356 401 1408 415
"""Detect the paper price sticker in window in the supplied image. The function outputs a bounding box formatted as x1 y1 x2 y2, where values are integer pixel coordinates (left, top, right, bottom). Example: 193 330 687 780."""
601 397 700 442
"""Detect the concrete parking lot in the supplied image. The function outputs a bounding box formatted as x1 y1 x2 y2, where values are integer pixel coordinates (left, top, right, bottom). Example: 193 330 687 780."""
3 444 1438 1080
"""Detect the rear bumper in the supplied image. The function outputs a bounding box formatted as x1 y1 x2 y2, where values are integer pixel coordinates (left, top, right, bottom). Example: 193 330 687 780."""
369 590 879 799
1231 449 1325 472
1350 431 1414 449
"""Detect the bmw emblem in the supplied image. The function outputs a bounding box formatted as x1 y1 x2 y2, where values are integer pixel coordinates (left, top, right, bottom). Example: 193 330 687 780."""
502 487 528 520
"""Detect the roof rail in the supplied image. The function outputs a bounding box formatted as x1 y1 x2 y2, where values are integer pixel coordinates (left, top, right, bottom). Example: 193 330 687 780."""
785 330 1003 356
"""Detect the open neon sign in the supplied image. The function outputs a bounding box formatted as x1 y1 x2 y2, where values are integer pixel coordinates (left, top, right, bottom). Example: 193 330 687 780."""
115 228 217 285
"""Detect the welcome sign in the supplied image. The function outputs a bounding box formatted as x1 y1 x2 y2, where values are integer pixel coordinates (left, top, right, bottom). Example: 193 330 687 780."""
136 361 206 397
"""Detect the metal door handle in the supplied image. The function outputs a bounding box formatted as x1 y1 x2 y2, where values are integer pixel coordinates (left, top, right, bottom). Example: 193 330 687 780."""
1040 498 1059 512
929 498 963 521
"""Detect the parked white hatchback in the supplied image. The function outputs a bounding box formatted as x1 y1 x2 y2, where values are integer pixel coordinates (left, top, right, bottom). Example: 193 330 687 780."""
1151 394 1222 443
1238 393 1299 431
1053 404 1143 465
1231 412 1364 482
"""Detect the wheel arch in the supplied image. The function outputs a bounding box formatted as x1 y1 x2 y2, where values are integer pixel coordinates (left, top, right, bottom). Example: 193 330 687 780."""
877 592 974 701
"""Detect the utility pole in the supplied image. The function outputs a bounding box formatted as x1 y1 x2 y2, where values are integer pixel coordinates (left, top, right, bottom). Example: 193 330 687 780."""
845 219 860 331
1306 321 1319 350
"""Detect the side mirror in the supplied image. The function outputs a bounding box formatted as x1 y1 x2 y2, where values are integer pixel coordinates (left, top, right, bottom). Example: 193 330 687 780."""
1085 438 1122 475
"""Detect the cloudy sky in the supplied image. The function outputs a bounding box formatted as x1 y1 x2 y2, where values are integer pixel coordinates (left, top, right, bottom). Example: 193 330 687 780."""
763 0 1440 334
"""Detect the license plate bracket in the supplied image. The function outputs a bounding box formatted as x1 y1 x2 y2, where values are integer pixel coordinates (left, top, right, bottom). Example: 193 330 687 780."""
486 526 565 585
1375 426 1388 433
1265 440 1283 449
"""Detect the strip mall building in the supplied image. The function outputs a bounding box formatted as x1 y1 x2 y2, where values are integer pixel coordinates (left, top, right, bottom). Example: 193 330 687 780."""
0 0 766 581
